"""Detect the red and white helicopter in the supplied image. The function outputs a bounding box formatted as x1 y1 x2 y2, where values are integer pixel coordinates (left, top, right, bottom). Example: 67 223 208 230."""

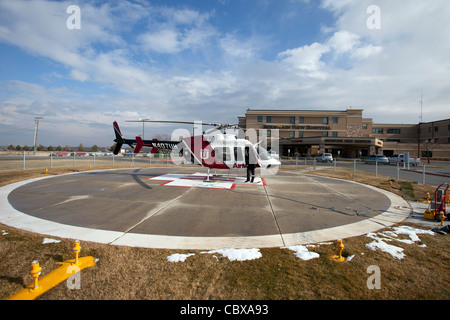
113 120 281 179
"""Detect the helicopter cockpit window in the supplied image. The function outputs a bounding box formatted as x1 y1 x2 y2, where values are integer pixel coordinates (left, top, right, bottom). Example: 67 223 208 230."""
214 147 231 162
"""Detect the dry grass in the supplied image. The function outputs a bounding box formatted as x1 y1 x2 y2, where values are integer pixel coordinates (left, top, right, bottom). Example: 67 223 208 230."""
1 166 449 300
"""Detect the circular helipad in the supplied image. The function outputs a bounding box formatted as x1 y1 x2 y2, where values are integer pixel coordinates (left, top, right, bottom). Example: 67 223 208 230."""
0 167 410 249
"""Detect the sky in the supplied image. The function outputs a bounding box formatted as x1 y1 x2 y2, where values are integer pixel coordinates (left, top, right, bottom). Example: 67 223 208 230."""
0 0 449 147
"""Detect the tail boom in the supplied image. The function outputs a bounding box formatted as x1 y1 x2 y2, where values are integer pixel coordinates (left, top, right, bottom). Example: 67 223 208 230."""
113 121 180 155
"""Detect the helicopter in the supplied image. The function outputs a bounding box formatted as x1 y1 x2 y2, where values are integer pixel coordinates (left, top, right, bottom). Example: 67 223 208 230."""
112 120 281 180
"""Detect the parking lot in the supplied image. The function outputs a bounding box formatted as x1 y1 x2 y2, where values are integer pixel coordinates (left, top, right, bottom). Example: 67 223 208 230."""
282 157 449 187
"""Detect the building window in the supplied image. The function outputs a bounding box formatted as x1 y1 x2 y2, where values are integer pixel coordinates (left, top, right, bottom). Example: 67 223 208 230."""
299 116 304 123
387 129 401 134
332 132 338 137
290 117 295 124
266 116 272 123
322 131 329 137
372 128 383 134
323 117 328 124
435 126 439 132
332 117 338 124
289 131 295 138
362 123 368 130
257 116 263 122
298 131 303 138
267 130 271 137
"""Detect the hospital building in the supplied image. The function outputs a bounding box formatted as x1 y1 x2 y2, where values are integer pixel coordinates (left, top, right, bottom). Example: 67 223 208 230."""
238 108 450 160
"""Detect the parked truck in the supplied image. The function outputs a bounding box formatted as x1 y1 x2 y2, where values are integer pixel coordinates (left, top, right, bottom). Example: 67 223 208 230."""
388 153 420 165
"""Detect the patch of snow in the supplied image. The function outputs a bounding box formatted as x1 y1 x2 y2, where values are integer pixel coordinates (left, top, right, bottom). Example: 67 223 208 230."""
365 226 434 260
365 239 405 260
42 238 61 244
202 248 262 261
167 253 195 262
284 245 320 261
392 226 434 242
380 231 398 238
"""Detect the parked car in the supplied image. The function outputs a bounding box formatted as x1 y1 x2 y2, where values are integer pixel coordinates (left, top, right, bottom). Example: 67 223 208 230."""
268 150 279 160
89 152 104 156
388 154 421 165
364 154 389 164
50 152 68 157
317 153 333 162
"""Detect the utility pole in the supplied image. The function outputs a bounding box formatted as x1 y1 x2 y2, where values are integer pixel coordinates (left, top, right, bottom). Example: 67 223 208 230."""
417 95 423 161
33 116 43 154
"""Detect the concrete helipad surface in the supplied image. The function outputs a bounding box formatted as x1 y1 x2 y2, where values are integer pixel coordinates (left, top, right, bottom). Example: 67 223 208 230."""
0 167 411 249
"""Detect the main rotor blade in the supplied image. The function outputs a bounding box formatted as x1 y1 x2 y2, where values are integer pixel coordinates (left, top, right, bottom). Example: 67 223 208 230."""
125 120 239 128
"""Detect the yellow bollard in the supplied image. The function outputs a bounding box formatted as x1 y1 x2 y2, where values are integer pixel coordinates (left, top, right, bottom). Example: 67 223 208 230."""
30 260 42 291
73 240 81 265
332 239 346 262
422 193 431 204
389 181 393 188
45 168 48 174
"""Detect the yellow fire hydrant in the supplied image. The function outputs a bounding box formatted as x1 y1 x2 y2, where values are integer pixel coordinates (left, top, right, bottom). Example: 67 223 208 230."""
73 240 81 265
439 211 445 226
332 239 346 262
30 260 42 291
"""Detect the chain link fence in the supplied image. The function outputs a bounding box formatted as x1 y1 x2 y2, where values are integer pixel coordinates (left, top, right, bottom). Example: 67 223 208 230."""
0 151 173 171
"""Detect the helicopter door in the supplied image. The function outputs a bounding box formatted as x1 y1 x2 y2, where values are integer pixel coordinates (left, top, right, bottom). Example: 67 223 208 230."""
214 146 233 167
245 146 258 165
233 146 245 168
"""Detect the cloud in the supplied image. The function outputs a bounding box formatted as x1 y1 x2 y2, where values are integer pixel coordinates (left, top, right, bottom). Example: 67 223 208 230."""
327 30 360 55
138 6 216 54
277 42 330 73
70 70 89 82
0 0 449 146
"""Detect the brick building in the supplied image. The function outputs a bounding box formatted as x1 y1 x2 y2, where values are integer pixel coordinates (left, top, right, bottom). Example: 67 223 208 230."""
238 109 450 160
